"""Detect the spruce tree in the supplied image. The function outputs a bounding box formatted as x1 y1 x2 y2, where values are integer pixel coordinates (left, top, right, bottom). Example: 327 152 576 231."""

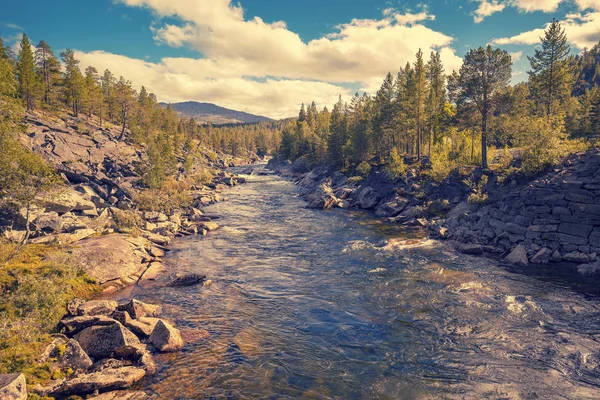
528 19 573 116
426 51 446 156
61 49 84 116
451 45 512 168
35 40 61 106
17 34 37 110
413 49 428 159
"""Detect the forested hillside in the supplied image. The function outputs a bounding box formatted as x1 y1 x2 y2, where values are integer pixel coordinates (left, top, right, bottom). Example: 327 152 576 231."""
162 101 273 124
277 21 599 180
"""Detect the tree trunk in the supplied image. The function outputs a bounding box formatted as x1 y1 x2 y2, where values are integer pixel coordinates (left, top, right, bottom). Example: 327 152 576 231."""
416 126 421 160
481 111 488 169
22 201 31 245
119 108 127 141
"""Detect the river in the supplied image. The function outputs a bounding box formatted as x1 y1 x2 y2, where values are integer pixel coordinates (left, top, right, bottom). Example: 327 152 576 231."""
120 165 600 399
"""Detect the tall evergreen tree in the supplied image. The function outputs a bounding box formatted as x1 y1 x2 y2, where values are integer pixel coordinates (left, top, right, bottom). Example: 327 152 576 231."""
101 69 116 124
17 34 37 110
35 40 61 106
61 49 84 116
328 96 348 167
413 49 428 159
450 45 512 168
0 37 8 60
426 51 446 156
528 19 573 116
374 72 395 158
83 66 102 118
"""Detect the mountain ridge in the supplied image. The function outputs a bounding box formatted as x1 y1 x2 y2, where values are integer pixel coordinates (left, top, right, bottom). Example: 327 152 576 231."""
160 101 274 125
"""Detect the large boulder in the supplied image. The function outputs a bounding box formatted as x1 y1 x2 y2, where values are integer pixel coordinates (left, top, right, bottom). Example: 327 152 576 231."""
75 323 141 359
198 221 219 232
71 235 152 285
44 188 96 214
375 197 408 217
49 367 146 397
91 391 152 399
166 273 206 287
117 299 161 319
77 300 119 316
33 212 62 232
60 339 93 371
124 318 161 338
0 373 27 399
353 186 380 209
303 184 340 210
505 245 529 266
149 320 184 352
60 316 118 335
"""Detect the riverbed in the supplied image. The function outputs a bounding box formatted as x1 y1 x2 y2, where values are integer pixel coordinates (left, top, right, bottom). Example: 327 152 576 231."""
121 166 600 399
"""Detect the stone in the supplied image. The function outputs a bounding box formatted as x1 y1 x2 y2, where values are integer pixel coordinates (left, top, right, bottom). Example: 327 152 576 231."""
552 206 571 216
505 223 527 235
49 367 146 397
67 298 85 316
577 260 600 276
558 223 593 238
88 359 132 373
530 248 553 264
117 299 161 320
551 249 563 262
303 184 341 210
144 212 168 223
75 323 141 359
0 373 27 399
78 300 119 316
124 318 161 338
166 273 206 287
505 245 529 266
57 228 97 245
527 224 558 233
198 221 219 232
557 233 588 245
3 230 26 243
375 198 408 217
149 320 184 352
458 244 483 255
33 212 62 232
60 339 93 371
60 316 118 335
353 186 380 209
563 252 591 263
44 187 96 214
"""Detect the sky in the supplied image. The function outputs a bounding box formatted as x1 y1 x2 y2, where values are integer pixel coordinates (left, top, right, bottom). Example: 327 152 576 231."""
2 0 600 119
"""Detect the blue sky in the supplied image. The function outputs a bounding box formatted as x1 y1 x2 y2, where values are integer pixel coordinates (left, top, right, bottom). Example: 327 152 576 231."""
2 0 600 118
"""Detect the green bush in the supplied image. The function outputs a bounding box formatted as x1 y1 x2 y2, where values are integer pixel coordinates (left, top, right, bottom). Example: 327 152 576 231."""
355 161 371 177
383 148 406 179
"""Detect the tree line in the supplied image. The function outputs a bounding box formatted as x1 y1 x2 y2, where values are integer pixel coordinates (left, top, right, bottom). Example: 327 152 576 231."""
279 20 599 176
0 34 281 191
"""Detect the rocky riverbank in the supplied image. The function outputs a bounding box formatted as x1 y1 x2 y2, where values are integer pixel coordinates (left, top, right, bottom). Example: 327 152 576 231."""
268 149 600 276
0 111 257 398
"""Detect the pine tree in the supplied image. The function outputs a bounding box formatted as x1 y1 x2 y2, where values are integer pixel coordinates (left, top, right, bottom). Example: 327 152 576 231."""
17 34 38 110
528 19 573 116
101 69 116 124
0 37 8 60
451 45 512 168
35 40 61 107
61 49 84 116
298 103 307 122
374 72 395 158
426 51 446 156
328 96 348 167
83 66 102 119
115 76 136 140
413 49 428 159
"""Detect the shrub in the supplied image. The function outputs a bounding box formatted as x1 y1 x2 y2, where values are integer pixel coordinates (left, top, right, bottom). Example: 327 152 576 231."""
465 175 489 204
345 176 363 185
383 148 406 179
355 161 371 178
134 177 193 215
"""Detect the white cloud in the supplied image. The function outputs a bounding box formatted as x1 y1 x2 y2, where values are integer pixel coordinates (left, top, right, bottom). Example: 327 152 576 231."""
510 50 524 61
512 0 562 12
491 11 600 48
73 1 462 118
473 1 507 23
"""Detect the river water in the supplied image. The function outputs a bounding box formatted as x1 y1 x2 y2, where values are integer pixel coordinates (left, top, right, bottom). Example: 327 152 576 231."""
123 166 600 399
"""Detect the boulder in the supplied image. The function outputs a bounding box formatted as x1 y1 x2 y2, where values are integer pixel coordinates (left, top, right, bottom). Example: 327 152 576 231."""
88 359 132 373
458 243 484 255
166 273 206 287
60 316 118 335
143 212 168 223
353 186 380 209
530 248 553 264
303 184 340 210
60 339 93 371
33 212 61 232
75 323 141 359
117 299 161 320
198 221 219 232
149 320 184 352
375 198 408 217
49 366 145 397
45 188 96 214
505 245 529 266
67 298 85 316
124 318 161 338
0 373 27 400
77 300 119 316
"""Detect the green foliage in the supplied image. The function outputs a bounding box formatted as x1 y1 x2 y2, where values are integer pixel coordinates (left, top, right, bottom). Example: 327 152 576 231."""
134 177 193 215
355 161 371 177
0 242 98 381
466 175 489 204
16 34 38 110
383 148 406 179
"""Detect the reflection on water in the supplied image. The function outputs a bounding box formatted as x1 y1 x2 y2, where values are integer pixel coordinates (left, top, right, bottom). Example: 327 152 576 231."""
121 166 600 399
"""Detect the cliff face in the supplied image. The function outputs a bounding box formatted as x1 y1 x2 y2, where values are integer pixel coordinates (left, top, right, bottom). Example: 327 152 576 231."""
444 149 600 265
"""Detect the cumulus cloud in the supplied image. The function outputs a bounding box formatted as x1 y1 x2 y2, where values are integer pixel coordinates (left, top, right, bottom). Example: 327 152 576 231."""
471 0 600 22
473 1 507 23
73 0 462 118
491 11 600 48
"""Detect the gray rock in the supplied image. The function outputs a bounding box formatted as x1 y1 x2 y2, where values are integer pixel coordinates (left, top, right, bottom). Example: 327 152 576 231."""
88 358 132 373
505 245 529 266
0 373 27 400
117 299 161 320
49 366 146 397
458 243 483 255
90 390 153 399
45 188 96 214
563 252 591 263
124 317 161 338
75 323 141 359
303 184 341 210
60 315 118 335
530 248 553 264
61 339 93 371
198 221 219 232
167 273 206 287
353 186 380 209
149 320 184 352
78 300 119 316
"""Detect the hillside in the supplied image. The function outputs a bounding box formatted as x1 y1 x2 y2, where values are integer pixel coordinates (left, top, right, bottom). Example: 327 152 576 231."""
161 101 274 125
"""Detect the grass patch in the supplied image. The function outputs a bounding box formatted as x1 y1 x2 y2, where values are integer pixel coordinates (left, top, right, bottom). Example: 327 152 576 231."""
0 241 99 384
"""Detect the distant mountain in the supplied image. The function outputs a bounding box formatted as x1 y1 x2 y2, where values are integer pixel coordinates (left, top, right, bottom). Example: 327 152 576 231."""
160 101 273 125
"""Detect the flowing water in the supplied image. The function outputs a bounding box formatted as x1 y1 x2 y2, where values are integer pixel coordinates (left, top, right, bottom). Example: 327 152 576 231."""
120 166 600 399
